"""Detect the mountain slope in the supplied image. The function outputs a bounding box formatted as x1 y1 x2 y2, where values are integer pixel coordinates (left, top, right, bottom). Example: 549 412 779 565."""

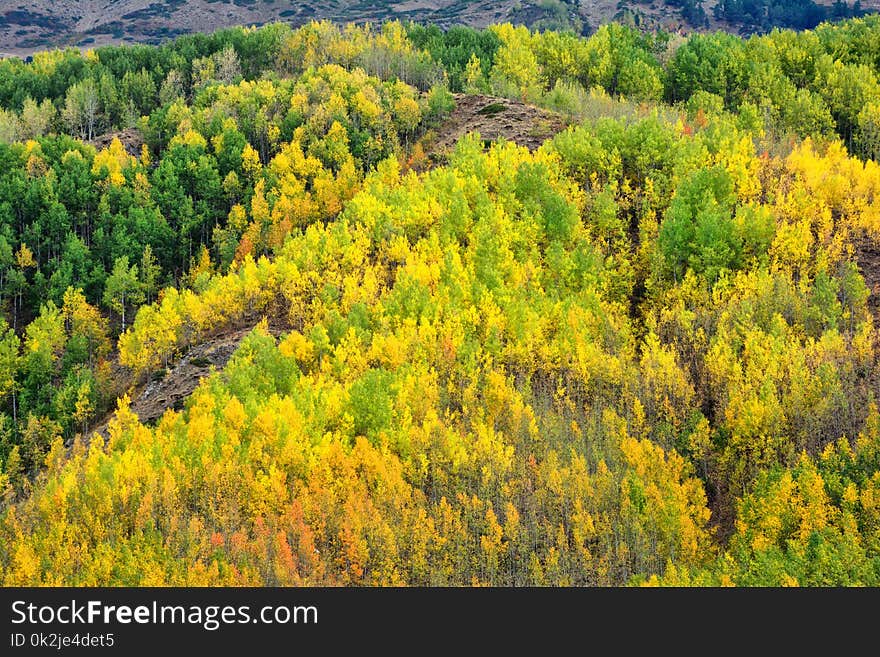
7 0 878 57
4 0 559 55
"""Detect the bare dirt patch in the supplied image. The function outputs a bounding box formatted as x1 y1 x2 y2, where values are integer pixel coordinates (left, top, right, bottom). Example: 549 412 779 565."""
126 326 253 425
423 93 568 165
88 127 145 157
83 317 289 444
856 237 880 316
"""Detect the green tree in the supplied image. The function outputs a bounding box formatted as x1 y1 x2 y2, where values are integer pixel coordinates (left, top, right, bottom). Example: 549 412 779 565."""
139 244 162 305
103 256 144 332
62 79 102 141
0 319 21 425
19 97 54 140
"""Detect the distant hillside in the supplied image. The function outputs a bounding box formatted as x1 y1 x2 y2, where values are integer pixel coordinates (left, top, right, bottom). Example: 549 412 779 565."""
2 0 877 57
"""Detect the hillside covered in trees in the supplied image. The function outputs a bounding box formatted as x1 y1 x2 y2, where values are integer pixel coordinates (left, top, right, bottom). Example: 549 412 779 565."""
0 16 879 586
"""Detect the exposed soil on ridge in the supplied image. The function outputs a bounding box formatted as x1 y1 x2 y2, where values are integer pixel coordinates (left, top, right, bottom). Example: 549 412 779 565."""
422 93 568 166
83 318 289 444
856 237 880 317
88 127 145 157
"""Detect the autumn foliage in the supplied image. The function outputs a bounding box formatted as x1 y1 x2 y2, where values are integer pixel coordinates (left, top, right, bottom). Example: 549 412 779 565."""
1 17 880 586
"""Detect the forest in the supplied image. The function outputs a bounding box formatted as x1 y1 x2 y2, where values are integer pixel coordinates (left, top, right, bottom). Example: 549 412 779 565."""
711 0 869 31
0 15 879 585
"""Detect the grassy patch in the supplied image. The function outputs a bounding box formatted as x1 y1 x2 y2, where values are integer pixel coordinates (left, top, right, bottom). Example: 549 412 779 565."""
476 102 506 116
